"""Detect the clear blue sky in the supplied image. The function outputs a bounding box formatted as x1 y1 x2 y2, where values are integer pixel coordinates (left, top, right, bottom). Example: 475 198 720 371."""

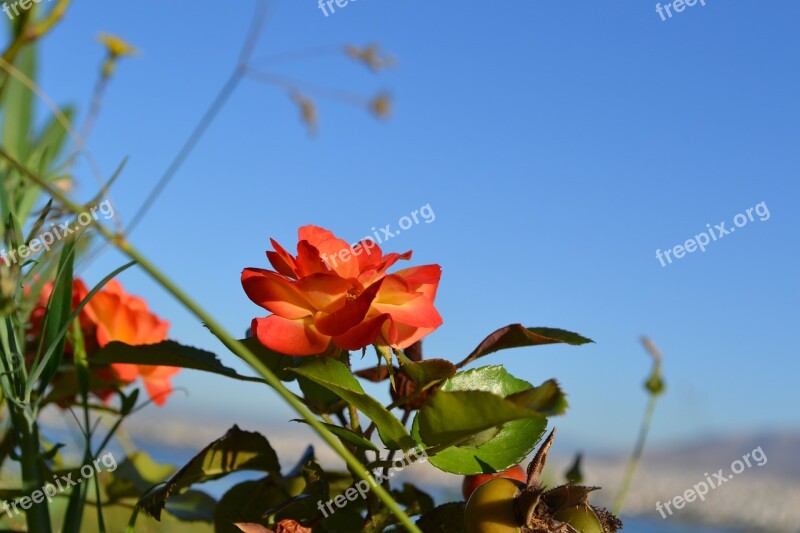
20 0 800 451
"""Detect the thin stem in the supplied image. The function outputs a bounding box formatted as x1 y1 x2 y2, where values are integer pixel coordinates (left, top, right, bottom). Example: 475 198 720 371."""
19 419 52 532
612 394 658 515
348 403 361 433
2 148 422 533
380 410 410 482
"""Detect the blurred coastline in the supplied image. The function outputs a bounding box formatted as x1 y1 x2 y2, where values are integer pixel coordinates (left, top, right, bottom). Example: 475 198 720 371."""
37 408 797 533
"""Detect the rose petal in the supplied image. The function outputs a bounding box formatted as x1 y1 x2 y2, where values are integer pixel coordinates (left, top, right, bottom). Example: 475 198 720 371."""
314 279 383 336
333 313 392 350
242 269 315 319
253 316 330 356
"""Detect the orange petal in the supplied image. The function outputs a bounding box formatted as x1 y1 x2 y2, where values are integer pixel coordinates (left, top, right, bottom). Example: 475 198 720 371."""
314 278 383 336
373 275 443 328
242 268 315 319
332 313 392 351
312 237 360 279
353 239 384 271
112 363 139 382
358 250 412 285
294 274 354 312
267 238 299 278
253 316 330 356
143 376 174 406
391 265 441 301
295 240 331 278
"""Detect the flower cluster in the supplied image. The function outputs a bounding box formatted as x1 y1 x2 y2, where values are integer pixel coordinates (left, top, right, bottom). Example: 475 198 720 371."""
242 225 442 356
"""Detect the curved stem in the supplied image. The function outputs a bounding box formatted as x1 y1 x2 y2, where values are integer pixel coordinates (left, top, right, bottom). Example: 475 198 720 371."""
2 147 422 533
612 394 657 515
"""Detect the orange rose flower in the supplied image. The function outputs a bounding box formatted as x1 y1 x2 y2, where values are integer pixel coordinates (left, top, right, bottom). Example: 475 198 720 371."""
31 278 178 406
86 280 177 405
242 225 442 356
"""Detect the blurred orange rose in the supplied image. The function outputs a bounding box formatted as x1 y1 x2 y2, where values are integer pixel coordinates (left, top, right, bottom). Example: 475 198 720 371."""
242 225 442 356
86 280 177 405
30 278 178 406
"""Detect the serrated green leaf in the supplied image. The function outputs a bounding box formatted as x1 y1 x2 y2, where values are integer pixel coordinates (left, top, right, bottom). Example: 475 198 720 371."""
165 490 217 522
400 359 456 388
92 340 266 384
417 390 537 447
457 324 593 368
214 478 287 533
507 379 568 417
413 366 548 475
137 425 281 521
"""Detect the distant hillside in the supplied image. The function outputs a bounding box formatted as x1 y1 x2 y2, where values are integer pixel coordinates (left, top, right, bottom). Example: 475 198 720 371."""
565 431 800 533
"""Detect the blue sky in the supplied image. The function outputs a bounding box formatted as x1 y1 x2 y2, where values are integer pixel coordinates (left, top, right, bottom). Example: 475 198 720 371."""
18 0 800 452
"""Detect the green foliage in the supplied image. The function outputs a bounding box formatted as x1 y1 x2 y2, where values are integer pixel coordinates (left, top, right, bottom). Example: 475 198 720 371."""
457 324 594 368
136 426 280 521
413 366 549 475
93 340 266 384
291 357 415 450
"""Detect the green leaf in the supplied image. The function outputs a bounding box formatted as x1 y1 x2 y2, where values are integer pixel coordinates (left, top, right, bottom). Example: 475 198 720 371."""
507 379 568 417
214 478 286 533
291 419 379 452
296 374 346 414
137 425 281 520
37 236 75 388
400 359 456 388
416 390 537 447
267 458 329 523
565 453 584 484
290 358 414 450
35 106 74 173
106 451 177 501
413 366 548 475
457 324 594 368
2 45 35 162
25 260 136 402
393 483 434 516
92 340 266 384
416 502 466 533
165 490 217 522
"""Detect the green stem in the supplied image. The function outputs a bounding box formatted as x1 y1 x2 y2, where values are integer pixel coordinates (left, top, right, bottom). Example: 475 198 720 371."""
2 147 421 533
612 394 658 515
19 418 52 533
